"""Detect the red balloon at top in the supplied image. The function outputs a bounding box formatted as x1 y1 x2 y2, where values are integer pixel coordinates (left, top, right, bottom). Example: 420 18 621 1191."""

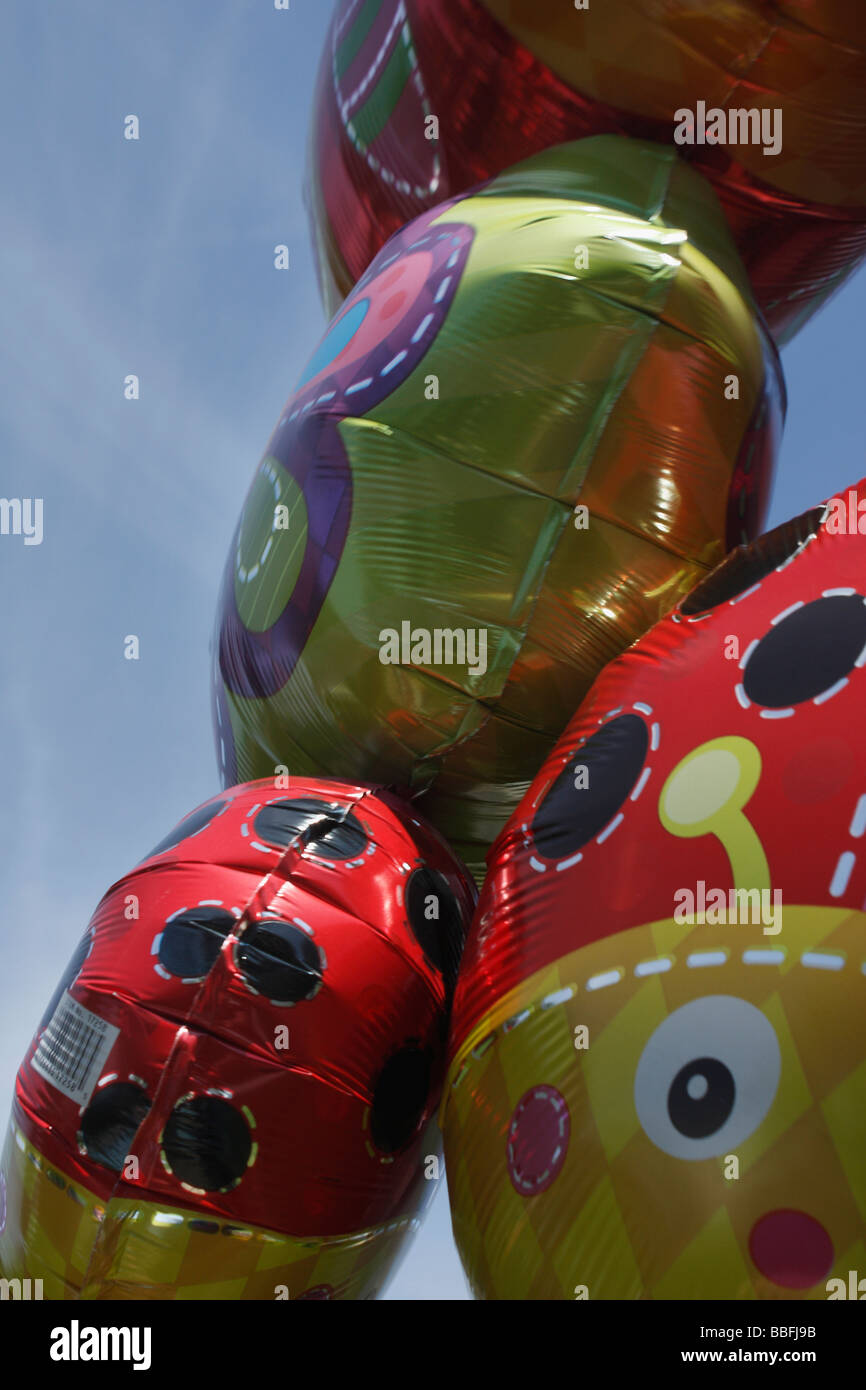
307 0 866 341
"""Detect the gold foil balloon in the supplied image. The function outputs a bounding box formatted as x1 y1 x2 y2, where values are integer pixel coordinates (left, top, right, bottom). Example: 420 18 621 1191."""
214 136 784 881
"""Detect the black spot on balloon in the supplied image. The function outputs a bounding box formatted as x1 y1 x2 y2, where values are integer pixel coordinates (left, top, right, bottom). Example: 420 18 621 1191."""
187 1219 220 1235
147 798 228 859
80 1082 151 1173
668 1058 735 1139
370 1047 431 1154
39 928 93 1032
682 508 823 616
406 868 464 994
234 918 323 1003
743 594 866 708
531 714 648 860
253 798 367 860
158 908 235 980
162 1096 251 1191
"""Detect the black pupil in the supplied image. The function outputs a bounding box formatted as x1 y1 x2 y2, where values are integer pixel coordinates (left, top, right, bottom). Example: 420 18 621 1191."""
667 1057 735 1139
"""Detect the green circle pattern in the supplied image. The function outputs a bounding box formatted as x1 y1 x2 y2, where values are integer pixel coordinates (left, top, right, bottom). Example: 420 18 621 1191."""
234 456 308 633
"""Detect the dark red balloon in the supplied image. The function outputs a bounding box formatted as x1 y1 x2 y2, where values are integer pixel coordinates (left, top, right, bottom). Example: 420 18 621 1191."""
307 0 866 340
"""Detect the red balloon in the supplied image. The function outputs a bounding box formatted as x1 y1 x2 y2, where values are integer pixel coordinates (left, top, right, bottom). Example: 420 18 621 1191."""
0 778 475 1299
444 483 866 1298
308 0 866 340
451 487 866 1038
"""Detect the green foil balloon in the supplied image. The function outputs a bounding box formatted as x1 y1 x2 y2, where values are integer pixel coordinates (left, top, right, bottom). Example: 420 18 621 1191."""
213 136 785 879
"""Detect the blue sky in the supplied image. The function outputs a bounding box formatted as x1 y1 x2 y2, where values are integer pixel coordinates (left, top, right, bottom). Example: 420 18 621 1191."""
1 0 863 1300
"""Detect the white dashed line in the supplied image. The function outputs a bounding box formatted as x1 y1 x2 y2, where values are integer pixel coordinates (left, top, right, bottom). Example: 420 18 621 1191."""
630 767 651 802
586 969 622 991
541 987 575 1008
634 958 672 977
597 813 624 844
770 601 804 626
687 951 727 968
830 851 855 897
411 312 434 343
555 851 583 871
730 583 763 605
503 1009 532 1032
381 349 408 376
801 952 845 971
814 678 848 705
849 795 866 839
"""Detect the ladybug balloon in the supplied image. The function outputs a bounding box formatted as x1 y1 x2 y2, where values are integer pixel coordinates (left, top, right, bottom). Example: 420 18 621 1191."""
0 778 475 1299
444 480 866 1299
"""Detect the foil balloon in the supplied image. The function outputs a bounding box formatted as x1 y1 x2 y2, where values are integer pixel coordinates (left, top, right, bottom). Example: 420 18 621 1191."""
215 135 784 880
443 481 866 1299
0 778 475 1299
307 0 866 339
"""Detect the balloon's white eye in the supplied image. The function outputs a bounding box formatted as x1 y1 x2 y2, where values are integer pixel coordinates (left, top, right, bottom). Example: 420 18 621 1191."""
634 996 781 1160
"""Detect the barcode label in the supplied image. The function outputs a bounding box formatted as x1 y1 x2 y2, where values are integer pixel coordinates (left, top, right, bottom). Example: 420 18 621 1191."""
31 992 119 1105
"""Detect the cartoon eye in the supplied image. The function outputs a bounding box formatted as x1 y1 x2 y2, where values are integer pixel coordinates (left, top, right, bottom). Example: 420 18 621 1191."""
742 594 866 708
681 507 823 616
634 997 780 1159
530 713 648 862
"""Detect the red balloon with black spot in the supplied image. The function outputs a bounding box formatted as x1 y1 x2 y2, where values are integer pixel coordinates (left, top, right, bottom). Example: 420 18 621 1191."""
6 777 475 1297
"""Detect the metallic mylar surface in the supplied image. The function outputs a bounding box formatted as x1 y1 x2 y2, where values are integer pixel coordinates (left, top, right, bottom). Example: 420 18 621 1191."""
308 0 866 339
0 778 475 1298
444 485 866 1298
215 137 783 879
